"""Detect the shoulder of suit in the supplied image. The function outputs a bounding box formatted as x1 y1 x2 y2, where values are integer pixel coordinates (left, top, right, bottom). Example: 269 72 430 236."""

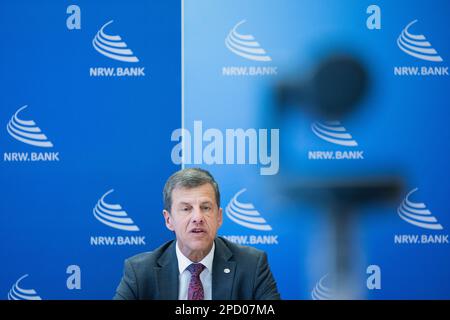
125 239 175 266
216 236 265 259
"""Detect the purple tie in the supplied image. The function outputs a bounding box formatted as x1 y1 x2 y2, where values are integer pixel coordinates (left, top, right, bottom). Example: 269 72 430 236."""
187 263 206 300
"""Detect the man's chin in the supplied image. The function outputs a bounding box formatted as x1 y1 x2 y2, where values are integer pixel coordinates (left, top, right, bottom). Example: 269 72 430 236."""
188 237 212 250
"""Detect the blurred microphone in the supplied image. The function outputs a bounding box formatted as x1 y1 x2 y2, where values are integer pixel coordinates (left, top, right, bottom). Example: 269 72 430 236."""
276 54 369 119
274 52 403 299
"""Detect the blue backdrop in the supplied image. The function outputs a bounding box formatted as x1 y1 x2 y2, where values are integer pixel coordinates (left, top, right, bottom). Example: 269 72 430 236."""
1 0 449 300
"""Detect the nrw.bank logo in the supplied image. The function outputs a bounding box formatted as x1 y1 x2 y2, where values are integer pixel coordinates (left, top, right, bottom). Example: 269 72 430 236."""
394 188 448 245
222 20 277 77
93 189 139 231
311 274 334 300
6 105 53 148
311 265 381 299
222 189 278 246
308 121 364 160
311 121 357 147
3 105 60 163
394 20 448 77
226 188 272 231
225 20 271 62
90 189 146 246
398 188 443 230
90 20 145 78
93 20 139 63
7 274 42 300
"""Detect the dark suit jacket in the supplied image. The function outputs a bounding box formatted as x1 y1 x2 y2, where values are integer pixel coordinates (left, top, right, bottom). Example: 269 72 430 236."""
113 236 281 300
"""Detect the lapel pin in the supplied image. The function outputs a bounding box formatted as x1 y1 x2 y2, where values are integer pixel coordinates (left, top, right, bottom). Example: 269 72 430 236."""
224 268 230 274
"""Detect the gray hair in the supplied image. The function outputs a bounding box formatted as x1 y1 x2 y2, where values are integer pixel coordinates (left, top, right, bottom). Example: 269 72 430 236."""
163 168 221 212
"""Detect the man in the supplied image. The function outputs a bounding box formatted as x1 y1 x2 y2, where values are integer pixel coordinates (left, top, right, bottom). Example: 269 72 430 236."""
114 168 280 300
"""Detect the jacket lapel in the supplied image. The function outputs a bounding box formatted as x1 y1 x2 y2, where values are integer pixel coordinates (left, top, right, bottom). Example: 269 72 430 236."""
212 238 236 300
154 241 179 300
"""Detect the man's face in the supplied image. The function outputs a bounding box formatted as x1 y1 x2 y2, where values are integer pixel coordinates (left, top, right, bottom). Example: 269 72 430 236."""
163 183 222 261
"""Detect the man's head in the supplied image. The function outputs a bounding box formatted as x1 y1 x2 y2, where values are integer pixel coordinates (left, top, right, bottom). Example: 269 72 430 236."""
162 168 222 262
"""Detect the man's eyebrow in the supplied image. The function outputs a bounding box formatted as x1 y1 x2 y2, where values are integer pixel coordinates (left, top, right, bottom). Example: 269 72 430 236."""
200 201 213 205
177 202 192 206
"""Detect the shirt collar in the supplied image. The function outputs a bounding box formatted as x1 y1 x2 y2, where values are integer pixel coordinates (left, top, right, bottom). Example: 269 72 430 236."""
175 240 215 274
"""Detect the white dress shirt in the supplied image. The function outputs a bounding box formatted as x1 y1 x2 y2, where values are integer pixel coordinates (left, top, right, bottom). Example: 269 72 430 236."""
176 241 215 300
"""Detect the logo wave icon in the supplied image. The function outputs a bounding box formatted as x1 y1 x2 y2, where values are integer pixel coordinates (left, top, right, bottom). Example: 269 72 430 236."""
93 189 140 232
311 121 358 147
397 20 443 62
6 105 53 148
311 274 334 300
7 275 42 300
225 189 272 231
225 20 271 62
398 188 443 230
92 20 139 63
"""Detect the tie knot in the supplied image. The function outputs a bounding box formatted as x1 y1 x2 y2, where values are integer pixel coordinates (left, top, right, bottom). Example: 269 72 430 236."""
187 263 205 277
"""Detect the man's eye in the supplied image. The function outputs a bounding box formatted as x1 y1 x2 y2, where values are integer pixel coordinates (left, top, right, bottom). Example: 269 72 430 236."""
182 207 190 211
202 206 211 211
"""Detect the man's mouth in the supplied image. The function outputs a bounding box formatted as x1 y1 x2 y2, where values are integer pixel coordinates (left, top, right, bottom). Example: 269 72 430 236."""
190 228 206 234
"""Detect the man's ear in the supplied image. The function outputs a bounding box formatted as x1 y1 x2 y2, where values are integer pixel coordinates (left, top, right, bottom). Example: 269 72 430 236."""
217 207 223 227
163 210 175 231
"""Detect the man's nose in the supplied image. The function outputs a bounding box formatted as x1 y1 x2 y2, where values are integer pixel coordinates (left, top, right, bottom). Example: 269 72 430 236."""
191 207 205 223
